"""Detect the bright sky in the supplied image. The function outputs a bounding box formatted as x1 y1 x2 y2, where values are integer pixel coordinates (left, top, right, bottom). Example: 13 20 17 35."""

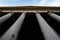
0 0 60 6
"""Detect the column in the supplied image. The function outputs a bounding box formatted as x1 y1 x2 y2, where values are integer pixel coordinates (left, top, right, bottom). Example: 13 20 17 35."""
0 12 14 25
0 12 26 40
35 12 60 40
48 12 60 22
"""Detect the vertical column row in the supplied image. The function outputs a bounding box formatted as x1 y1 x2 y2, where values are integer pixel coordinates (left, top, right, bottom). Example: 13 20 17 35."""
35 12 60 40
0 12 26 40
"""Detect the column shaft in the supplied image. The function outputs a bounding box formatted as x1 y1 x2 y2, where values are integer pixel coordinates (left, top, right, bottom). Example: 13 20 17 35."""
0 13 14 25
49 13 60 22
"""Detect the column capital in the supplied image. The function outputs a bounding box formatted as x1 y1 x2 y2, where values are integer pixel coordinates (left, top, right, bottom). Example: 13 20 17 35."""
10 11 14 15
48 11 54 15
